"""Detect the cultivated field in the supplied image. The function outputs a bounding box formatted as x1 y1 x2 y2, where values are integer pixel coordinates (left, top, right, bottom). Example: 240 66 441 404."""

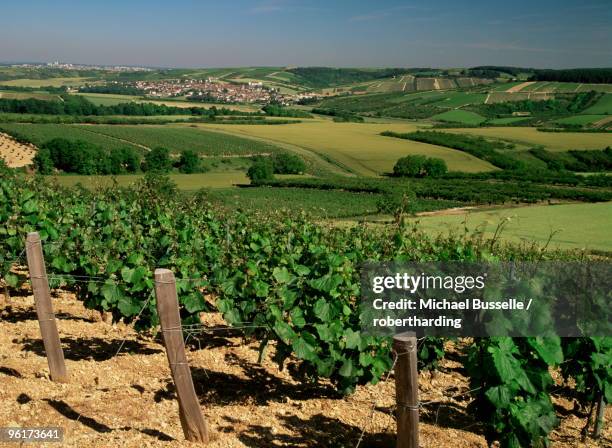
49 171 250 190
0 132 36 167
444 127 612 151
187 121 498 175
410 202 612 251
0 77 93 87
430 110 486 125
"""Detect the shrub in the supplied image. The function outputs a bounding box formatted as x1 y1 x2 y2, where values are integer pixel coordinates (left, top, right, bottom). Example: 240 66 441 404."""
272 153 306 174
178 149 201 174
393 155 427 177
423 157 448 177
33 147 54 174
143 147 172 173
247 157 275 183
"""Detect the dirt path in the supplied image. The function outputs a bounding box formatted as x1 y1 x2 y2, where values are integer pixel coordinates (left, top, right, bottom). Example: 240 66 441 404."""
0 285 607 447
506 81 536 93
0 132 36 167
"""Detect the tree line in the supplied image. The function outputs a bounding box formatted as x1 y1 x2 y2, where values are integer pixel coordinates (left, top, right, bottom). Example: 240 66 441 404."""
0 95 259 117
33 138 205 175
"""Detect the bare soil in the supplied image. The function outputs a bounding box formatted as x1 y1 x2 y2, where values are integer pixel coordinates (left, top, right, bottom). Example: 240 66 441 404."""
0 285 609 448
0 133 36 168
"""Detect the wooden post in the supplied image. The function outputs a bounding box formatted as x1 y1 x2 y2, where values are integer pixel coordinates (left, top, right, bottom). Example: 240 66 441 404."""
593 393 606 438
154 268 209 443
393 332 419 448
25 232 68 383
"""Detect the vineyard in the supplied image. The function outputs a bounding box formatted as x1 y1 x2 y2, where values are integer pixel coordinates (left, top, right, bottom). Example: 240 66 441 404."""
1 167 610 447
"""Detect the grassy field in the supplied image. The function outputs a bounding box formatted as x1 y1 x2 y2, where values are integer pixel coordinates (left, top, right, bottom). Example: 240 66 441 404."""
444 127 612 151
49 171 250 190
188 121 498 175
555 115 608 126
487 117 531 125
409 202 612 251
430 109 487 125
581 93 612 114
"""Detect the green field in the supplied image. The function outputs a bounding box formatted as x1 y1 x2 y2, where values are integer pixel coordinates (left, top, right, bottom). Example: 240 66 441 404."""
555 115 608 126
487 117 531 125
430 109 487 125
49 171 249 189
0 123 284 156
410 202 612 251
190 121 497 175
0 123 142 151
208 187 382 218
444 127 612 151
74 125 283 155
581 93 612 114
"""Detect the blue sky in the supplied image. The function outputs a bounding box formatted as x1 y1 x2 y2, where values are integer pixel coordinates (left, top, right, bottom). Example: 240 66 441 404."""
1 0 610 68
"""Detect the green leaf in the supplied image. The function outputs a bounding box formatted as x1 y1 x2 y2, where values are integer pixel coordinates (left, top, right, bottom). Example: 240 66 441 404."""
4 272 18 288
101 282 121 305
273 267 292 284
293 336 316 361
313 298 331 321
339 358 356 377
290 307 306 328
183 293 206 313
345 329 361 350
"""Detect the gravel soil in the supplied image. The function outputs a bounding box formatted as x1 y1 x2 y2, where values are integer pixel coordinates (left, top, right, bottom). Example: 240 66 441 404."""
0 285 609 448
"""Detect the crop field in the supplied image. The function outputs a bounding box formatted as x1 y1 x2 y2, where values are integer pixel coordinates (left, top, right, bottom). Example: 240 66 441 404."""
444 127 612 151
409 202 612 251
429 92 487 108
0 91 60 101
78 125 282 156
581 93 612 114
208 187 382 218
0 77 93 87
49 170 250 190
190 121 498 175
430 110 487 125
0 123 142 151
485 91 553 103
507 81 612 93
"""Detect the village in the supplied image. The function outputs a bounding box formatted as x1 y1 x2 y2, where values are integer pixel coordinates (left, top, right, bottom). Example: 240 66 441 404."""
100 78 312 105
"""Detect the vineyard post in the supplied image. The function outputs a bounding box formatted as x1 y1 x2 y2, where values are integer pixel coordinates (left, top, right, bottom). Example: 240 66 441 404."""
393 332 419 448
154 268 209 443
593 393 606 438
25 232 68 383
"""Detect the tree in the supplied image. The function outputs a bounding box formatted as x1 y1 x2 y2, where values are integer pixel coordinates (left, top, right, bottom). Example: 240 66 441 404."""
33 147 54 174
247 157 274 183
393 155 427 177
120 147 140 173
143 147 172 173
423 158 448 177
178 149 200 174
272 153 305 174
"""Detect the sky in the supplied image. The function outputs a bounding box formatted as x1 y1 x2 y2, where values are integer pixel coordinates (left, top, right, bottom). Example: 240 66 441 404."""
1 0 610 68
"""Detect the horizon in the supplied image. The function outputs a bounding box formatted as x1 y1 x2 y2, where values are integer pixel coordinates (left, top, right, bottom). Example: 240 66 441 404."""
2 0 610 69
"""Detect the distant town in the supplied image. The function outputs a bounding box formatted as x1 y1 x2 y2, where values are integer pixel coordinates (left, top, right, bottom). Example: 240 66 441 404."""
90 79 318 105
